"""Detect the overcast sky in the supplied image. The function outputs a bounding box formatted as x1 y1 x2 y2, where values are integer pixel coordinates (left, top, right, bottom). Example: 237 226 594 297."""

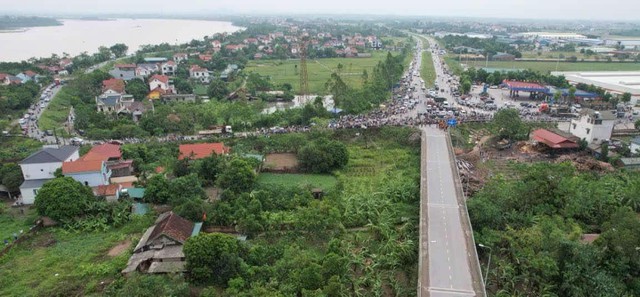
2 0 639 21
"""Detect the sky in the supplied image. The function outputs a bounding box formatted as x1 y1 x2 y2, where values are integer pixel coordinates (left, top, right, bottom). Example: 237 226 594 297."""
1 0 639 21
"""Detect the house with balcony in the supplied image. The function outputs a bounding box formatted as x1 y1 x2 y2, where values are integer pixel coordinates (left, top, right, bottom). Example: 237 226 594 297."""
161 61 177 76
569 109 616 144
148 74 174 93
18 145 79 204
189 65 210 83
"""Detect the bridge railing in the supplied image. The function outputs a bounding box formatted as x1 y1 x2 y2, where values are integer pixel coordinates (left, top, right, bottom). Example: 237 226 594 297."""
445 130 486 297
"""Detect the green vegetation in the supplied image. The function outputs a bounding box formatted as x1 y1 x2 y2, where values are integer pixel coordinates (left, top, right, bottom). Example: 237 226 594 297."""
0 16 61 30
0 215 154 296
462 60 640 73
444 56 464 75
421 51 436 88
257 173 338 189
245 52 388 94
0 208 37 243
469 162 640 296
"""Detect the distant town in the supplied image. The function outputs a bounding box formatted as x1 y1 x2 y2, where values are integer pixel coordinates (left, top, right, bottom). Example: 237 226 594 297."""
1 14 640 297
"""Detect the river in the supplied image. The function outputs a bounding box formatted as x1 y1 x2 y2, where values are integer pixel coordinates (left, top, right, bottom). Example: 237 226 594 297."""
0 18 242 62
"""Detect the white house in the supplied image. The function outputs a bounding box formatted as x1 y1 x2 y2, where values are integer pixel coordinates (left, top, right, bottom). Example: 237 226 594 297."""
62 160 111 187
161 61 177 76
148 74 173 93
173 53 188 63
568 109 616 144
189 65 210 83
18 145 79 204
631 137 640 154
136 64 159 77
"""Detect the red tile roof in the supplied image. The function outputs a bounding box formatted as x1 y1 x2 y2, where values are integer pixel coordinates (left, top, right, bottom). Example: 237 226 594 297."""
532 129 578 149
62 160 103 174
24 70 37 77
190 65 207 72
149 212 194 244
178 143 230 160
150 74 169 84
88 143 121 160
102 78 126 93
0 73 7 80
93 184 121 196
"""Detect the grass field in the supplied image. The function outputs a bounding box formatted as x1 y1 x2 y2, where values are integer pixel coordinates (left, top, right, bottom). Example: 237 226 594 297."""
0 214 154 296
461 60 640 73
193 84 208 96
421 51 436 87
0 207 37 243
245 52 388 94
38 87 74 132
257 173 337 189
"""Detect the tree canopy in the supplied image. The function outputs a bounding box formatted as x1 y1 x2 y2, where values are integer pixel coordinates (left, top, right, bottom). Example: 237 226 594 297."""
34 177 94 222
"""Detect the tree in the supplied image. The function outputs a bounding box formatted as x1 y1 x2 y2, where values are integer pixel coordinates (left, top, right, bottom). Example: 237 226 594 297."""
143 174 171 204
34 177 94 222
173 157 192 177
568 86 577 104
109 43 129 58
169 174 206 205
216 158 256 193
553 90 563 103
184 233 245 285
207 79 229 99
461 79 472 94
173 77 193 94
621 92 632 103
491 108 527 141
0 163 23 193
125 78 149 101
197 154 221 185
600 143 609 162
298 139 349 174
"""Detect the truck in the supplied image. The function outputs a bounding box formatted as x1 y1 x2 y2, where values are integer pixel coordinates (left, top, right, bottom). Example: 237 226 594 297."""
198 125 233 136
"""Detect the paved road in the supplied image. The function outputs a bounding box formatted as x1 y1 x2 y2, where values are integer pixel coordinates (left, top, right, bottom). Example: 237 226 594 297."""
416 35 482 297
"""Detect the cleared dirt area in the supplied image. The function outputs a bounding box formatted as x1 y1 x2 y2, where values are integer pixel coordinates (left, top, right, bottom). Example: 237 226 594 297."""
108 240 131 257
264 153 299 172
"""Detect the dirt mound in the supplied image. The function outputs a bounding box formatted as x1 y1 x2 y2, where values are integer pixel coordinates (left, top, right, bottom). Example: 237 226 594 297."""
555 155 615 172
108 240 131 257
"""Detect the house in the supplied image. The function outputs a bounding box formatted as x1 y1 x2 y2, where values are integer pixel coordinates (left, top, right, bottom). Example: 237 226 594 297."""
122 212 201 274
102 78 126 94
220 64 238 81
619 158 640 170
83 143 134 177
96 93 135 113
136 64 159 77
148 74 174 93
492 52 516 61
630 136 640 154
93 183 123 202
8 75 22 85
0 73 9 85
173 53 188 63
225 44 243 52
531 129 578 150
147 87 166 100
62 159 111 187
109 64 137 81
16 70 38 83
161 61 177 76
211 40 222 48
18 145 80 204
198 54 212 62
243 38 258 45
189 65 210 83
569 109 616 144
178 143 230 160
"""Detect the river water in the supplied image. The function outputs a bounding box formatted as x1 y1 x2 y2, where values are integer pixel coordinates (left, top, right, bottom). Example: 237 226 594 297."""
0 18 242 62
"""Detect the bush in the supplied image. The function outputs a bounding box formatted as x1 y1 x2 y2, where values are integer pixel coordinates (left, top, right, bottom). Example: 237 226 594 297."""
298 139 348 173
34 177 94 222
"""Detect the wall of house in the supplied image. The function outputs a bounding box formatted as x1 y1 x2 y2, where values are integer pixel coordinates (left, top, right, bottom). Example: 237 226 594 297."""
66 165 111 187
569 117 614 144
20 162 62 180
631 143 640 154
19 186 40 204
149 80 168 91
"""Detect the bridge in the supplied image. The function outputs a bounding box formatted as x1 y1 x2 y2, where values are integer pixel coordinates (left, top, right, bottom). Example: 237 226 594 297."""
413 35 485 297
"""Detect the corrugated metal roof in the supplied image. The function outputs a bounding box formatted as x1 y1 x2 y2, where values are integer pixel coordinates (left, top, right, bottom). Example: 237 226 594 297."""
19 146 78 164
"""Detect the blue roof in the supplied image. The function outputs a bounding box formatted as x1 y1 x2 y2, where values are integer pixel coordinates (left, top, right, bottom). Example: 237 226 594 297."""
191 222 202 236
132 202 149 215
546 87 598 98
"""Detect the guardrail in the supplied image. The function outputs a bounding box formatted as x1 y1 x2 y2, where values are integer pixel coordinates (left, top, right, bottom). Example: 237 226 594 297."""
445 130 486 297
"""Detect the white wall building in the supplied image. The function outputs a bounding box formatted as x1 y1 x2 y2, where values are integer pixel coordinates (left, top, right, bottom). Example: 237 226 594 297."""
18 145 79 204
569 109 616 144
62 160 111 187
551 71 640 104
